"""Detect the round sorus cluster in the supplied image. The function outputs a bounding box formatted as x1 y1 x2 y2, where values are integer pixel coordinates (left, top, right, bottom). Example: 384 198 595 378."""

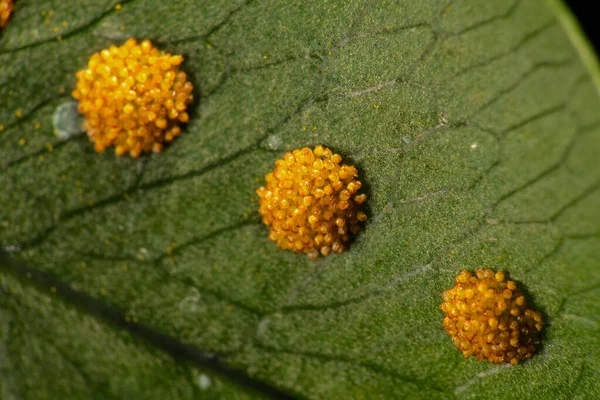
440 269 543 365
0 0 13 28
257 146 367 259
72 38 193 157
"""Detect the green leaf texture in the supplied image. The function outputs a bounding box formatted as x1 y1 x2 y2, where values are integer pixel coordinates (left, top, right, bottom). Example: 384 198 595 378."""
1 0 599 398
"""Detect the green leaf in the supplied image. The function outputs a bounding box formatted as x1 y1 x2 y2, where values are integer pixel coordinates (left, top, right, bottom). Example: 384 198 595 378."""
1 0 599 398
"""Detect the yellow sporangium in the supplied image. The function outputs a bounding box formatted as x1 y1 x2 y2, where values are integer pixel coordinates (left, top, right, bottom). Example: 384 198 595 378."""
0 0 13 28
440 269 544 365
257 146 367 259
72 38 193 157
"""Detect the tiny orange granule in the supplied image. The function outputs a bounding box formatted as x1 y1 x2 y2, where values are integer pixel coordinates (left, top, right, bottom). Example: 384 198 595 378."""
441 269 544 365
0 0 13 28
72 38 193 157
257 146 368 259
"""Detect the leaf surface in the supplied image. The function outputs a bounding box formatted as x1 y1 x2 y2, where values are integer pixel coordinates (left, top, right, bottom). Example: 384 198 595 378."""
1 0 599 398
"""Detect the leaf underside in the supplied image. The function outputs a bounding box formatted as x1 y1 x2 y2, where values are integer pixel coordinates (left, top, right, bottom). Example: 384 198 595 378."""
1 0 599 399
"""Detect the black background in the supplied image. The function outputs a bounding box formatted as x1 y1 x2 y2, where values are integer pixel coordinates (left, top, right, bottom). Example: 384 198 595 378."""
566 0 600 54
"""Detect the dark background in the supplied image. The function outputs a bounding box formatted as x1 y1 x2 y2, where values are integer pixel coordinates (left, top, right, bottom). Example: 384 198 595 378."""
566 0 600 54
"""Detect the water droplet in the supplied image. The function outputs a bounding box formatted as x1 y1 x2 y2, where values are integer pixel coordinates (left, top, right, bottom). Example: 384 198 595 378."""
53 101 84 140
179 288 201 313
197 374 211 390
266 134 283 150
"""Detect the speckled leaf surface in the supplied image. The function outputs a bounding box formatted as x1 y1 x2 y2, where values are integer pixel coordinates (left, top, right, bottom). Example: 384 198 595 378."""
1 0 599 399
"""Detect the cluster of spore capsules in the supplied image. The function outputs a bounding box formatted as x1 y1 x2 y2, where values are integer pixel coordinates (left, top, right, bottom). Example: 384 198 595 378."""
2 4 546 365
0 0 13 28
72 38 193 157
257 146 367 259
440 269 543 365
